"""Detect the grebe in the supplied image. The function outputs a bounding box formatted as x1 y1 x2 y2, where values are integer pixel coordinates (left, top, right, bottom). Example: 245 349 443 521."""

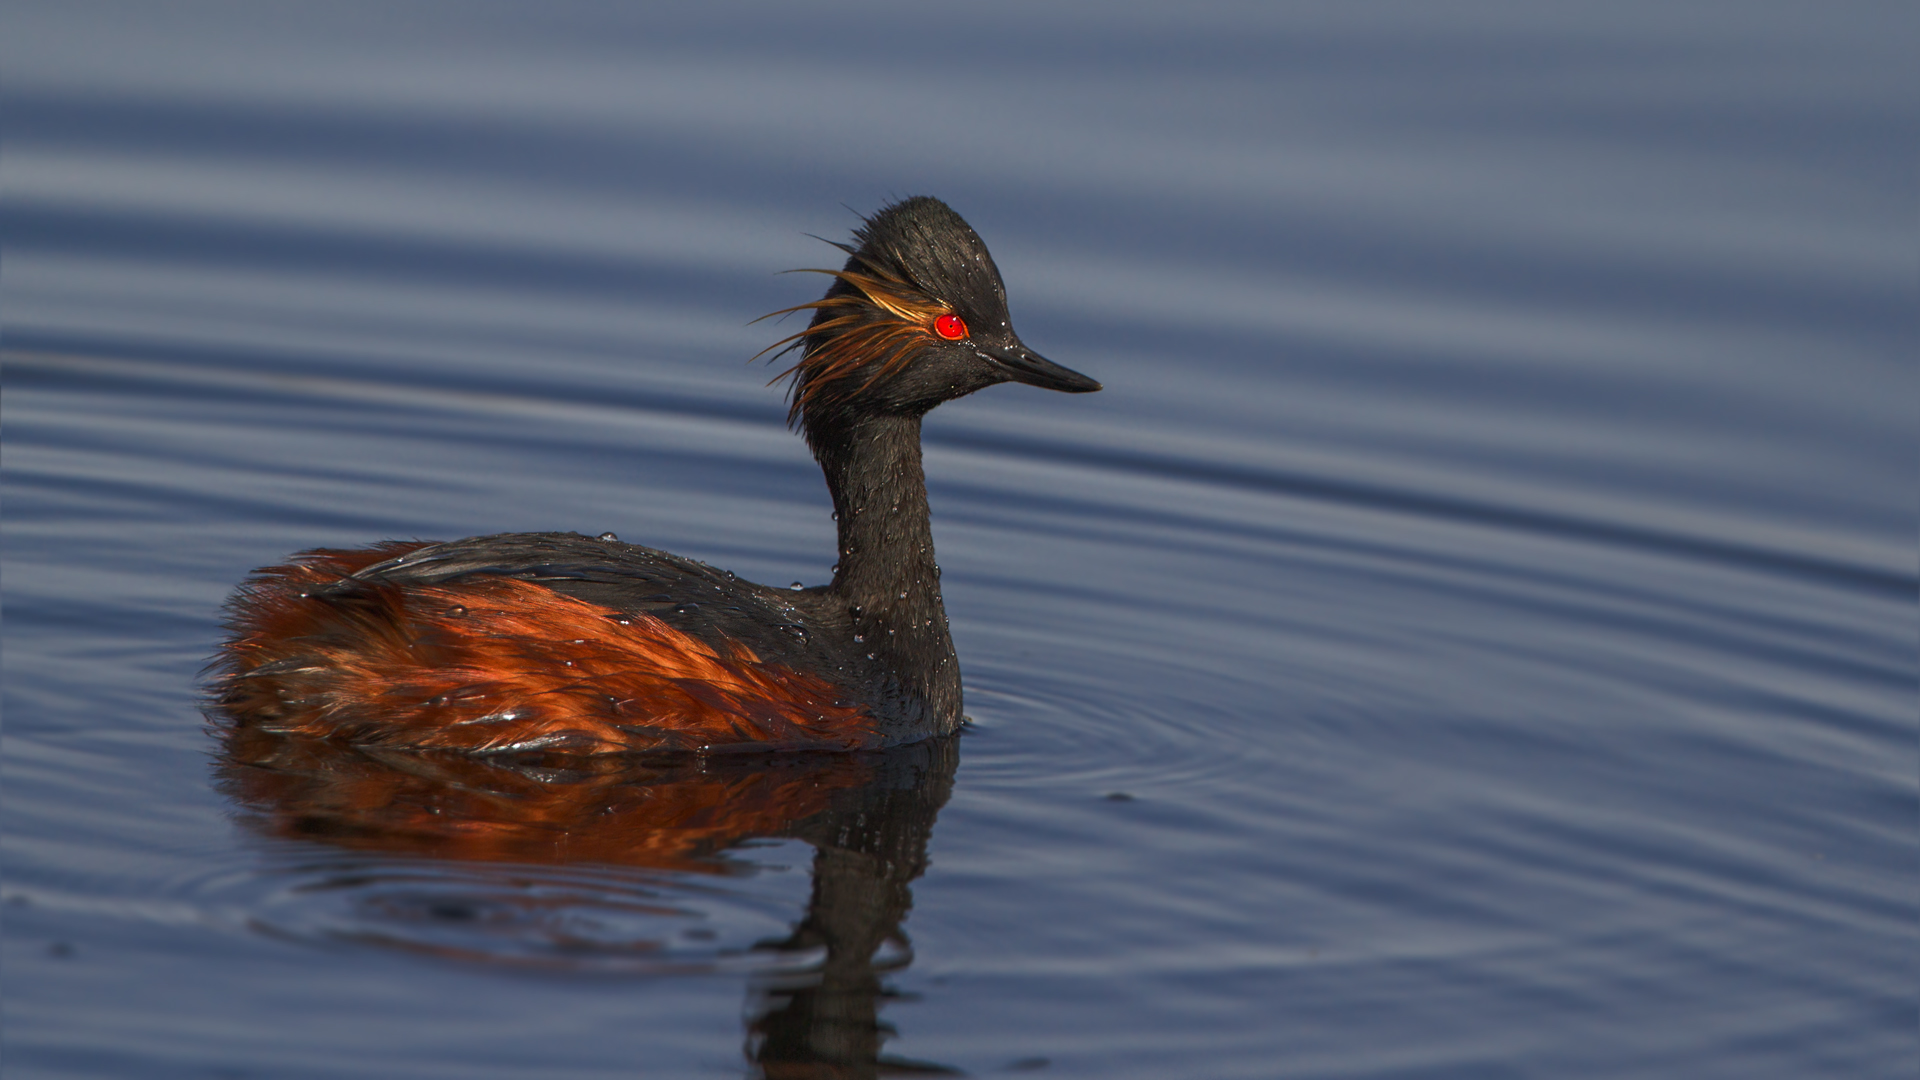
214 196 1099 754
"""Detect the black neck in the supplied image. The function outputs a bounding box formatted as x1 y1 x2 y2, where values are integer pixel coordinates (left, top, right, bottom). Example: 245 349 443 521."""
812 413 960 728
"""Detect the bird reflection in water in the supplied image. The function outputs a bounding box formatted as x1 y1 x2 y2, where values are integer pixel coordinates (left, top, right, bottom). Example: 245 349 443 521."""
214 724 960 1076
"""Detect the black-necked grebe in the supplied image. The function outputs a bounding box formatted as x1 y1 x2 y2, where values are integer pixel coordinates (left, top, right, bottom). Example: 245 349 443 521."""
213 196 1100 753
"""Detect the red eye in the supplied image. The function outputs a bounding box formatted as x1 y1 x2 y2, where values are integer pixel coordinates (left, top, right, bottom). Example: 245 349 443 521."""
933 313 967 340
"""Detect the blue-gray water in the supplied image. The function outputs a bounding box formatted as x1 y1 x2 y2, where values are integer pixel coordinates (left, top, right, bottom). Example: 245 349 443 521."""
4 3 1914 1077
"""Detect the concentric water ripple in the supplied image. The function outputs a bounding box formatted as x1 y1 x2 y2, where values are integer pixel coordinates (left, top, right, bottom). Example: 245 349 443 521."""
176 848 821 974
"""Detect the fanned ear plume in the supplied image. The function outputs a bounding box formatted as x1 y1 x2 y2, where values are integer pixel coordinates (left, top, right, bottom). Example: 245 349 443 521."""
751 258 954 428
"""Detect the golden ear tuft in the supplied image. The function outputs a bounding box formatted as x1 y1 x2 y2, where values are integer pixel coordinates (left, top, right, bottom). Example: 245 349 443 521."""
751 265 954 426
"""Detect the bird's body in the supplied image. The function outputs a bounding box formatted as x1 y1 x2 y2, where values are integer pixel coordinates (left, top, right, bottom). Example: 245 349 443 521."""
214 197 1099 754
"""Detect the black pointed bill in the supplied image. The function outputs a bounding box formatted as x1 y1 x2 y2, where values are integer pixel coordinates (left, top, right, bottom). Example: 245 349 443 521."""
978 344 1102 393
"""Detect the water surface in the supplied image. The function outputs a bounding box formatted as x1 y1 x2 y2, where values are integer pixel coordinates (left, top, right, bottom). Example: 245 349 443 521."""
4 3 1914 1077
